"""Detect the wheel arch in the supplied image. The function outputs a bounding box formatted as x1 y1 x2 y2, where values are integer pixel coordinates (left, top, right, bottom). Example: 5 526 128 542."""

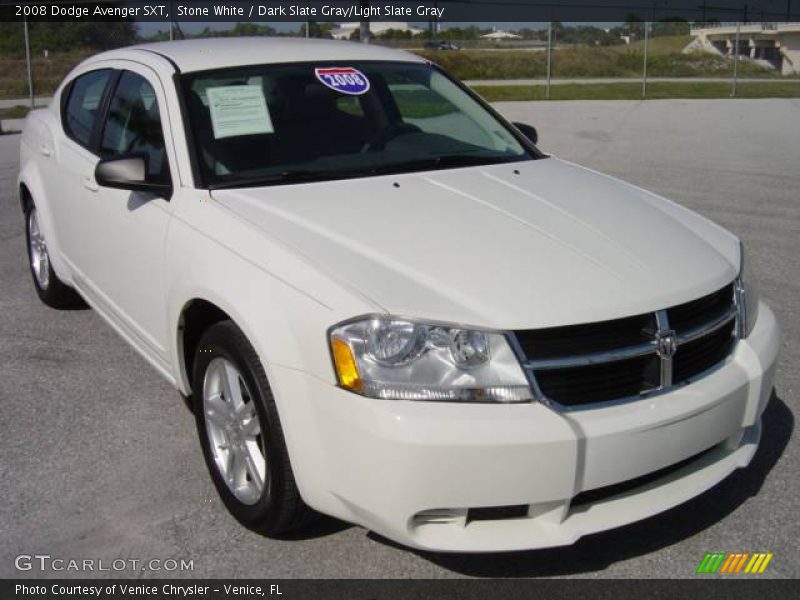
177 298 234 396
17 167 72 283
19 182 32 213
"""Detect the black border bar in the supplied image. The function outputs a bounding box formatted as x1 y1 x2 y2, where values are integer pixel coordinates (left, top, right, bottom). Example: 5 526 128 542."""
2 579 797 600
2 0 799 23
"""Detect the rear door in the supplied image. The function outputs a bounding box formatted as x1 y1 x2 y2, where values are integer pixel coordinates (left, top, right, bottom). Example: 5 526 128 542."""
49 68 115 268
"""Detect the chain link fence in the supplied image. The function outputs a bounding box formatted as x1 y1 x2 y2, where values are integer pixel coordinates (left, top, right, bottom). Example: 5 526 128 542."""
2 20 798 120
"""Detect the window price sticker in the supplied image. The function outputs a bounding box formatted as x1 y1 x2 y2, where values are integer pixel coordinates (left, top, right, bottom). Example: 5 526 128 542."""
206 85 274 139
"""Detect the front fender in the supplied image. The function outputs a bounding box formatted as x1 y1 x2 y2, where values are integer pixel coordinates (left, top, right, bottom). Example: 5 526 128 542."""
164 191 380 394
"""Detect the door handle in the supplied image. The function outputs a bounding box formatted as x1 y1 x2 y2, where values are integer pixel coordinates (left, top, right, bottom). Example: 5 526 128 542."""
39 143 52 157
81 175 98 192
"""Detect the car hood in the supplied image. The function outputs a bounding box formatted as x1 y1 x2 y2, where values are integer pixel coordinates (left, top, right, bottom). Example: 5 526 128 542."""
211 158 739 329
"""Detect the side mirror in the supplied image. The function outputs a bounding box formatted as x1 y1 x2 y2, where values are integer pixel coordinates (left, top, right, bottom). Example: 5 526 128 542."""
95 155 171 196
513 122 538 145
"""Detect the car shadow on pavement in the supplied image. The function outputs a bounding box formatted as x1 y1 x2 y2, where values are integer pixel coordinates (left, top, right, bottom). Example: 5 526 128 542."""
369 389 792 577
277 515 353 541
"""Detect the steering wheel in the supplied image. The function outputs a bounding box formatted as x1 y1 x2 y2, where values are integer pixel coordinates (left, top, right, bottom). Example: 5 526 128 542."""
361 122 421 153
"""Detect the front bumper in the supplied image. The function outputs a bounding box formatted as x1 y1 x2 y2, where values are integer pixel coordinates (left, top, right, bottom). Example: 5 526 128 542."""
270 303 780 552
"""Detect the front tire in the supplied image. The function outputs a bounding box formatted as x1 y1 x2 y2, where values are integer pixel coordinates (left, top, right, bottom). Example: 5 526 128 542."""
24 202 84 309
192 321 317 535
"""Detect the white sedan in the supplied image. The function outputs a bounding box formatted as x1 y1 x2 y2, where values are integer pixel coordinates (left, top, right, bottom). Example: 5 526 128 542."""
18 38 779 552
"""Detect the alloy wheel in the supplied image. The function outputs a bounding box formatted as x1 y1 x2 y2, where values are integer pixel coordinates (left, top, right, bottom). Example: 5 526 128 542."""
28 208 50 290
202 357 268 505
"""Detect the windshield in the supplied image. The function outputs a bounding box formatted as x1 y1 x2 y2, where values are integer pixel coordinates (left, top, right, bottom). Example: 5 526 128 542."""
181 61 535 188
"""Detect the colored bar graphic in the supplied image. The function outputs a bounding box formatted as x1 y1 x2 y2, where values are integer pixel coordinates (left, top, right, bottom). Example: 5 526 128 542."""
699 552 774 574
696 553 713 573
720 553 739 573
697 552 727 573
734 553 750 573
758 553 773 573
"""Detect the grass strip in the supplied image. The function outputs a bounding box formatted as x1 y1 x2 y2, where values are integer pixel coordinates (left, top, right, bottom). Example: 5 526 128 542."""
472 81 800 102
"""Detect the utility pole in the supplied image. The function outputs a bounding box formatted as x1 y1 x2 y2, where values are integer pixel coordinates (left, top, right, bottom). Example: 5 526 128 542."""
546 21 552 99
168 0 174 39
23 17 34 109
731 22 741 96
359 20 370 43
359 0 370 43
642 21 649 98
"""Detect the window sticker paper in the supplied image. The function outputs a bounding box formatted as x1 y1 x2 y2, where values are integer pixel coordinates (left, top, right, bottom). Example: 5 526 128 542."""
206 85 274 139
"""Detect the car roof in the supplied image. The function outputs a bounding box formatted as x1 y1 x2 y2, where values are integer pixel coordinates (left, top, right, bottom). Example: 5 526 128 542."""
95 37 426 73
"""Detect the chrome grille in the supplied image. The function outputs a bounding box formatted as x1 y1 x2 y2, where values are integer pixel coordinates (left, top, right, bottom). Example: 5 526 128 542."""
512 283 737 408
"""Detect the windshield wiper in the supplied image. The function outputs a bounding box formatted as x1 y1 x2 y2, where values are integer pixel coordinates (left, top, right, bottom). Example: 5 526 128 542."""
208 168 366 190
368 154 516 175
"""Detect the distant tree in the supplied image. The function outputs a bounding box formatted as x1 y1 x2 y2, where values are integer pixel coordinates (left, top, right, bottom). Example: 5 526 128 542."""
652 18 690 37
222 23 277 37
193 26 215 39
517 27 547 41
515 23 623 47
227 22 277 37
300 21 334 38
623 14 646 40
559 25 618 45
142 29 172 42
377 28 412 40
186 23 279 39
0 21 137 56
0 22 25 56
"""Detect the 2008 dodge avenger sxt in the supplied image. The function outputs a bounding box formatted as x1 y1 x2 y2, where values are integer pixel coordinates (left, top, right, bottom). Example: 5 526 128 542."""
18 38 779 552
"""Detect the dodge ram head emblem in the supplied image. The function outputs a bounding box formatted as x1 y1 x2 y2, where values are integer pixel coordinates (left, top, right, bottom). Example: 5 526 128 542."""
656 330 678 359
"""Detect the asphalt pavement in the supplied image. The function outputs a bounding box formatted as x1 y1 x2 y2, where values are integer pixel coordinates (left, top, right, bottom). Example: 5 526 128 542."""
0 98 797 578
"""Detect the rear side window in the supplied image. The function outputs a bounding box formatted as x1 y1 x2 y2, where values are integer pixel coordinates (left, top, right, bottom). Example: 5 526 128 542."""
100 71 168 181
63 69 112 148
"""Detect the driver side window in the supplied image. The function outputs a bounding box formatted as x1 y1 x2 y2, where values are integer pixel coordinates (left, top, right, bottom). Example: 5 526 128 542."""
100 72 169 181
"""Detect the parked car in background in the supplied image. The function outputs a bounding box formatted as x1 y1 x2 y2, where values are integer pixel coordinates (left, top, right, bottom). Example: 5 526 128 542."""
18 38 779 552
424 40 460 50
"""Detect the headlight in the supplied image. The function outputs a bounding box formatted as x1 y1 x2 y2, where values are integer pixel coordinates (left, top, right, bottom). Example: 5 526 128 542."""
329 317 533 403
736 241 760 338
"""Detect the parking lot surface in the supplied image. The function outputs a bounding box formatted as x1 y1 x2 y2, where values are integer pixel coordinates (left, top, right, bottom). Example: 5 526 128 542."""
0 98 797 578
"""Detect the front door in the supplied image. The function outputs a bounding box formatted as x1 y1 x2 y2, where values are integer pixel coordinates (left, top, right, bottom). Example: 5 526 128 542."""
77 66 176 366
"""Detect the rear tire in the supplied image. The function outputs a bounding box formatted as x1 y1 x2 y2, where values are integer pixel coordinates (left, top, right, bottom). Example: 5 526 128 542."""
24 201 85 309
192 320 317 535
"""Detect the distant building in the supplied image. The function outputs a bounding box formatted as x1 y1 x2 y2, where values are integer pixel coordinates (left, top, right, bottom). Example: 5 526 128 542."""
688 22 800 74
480 30 522 40
330 22 423 40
